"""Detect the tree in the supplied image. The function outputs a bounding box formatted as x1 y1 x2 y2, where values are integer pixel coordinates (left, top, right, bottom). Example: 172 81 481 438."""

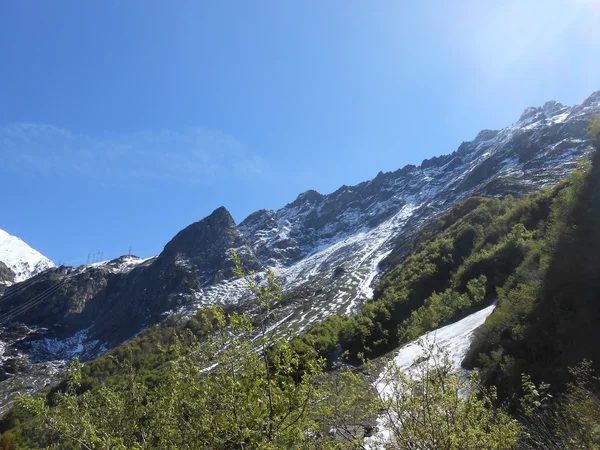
520 361 600 450
370 342 520 450
590 114 600 148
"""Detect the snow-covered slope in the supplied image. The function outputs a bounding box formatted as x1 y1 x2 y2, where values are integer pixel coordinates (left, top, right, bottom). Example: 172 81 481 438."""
367 304 497 447
0 229 55 282
224 91 599 334
376 304 497 396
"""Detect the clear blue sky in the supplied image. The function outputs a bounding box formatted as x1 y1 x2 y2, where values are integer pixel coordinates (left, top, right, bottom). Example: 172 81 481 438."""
1 1 599 265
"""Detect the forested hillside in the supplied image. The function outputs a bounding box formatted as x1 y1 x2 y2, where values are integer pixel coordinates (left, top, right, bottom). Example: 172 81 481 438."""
1 118 599 449
290 172 566 365
466 115 600 400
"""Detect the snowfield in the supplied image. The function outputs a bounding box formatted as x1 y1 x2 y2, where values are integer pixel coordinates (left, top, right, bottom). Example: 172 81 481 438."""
367 304 497 447
0 229 55 282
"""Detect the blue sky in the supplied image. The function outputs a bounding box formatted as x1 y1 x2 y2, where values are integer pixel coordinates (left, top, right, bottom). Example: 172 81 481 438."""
1 0 599 265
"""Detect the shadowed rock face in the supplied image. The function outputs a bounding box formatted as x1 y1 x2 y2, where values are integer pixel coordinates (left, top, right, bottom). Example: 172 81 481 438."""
0 206 261 350
162 206 262 286
0 261 14 286
0 91 599 410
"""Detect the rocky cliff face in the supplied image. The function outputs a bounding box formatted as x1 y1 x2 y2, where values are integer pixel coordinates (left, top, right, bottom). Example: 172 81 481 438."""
163 206 262 286
0 207 261 349
239 94 596 274
0 91 598 410
0 262 14 288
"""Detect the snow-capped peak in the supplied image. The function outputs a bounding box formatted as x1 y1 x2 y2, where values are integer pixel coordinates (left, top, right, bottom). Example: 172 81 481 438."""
0 229 55 282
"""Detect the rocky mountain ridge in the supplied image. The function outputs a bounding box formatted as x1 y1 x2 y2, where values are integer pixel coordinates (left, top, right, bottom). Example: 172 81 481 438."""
0 91 598 410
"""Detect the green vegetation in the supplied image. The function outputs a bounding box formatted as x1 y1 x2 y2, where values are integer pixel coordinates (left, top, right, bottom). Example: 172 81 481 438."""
291 181 559 365
518 361 600 449
1 116 600 449
465 115 600 403
0 255 522 450
6 260 341 450
372 343 520 450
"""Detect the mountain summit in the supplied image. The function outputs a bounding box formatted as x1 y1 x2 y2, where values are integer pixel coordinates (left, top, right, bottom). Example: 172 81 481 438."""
0 229 55 283
163 206 261 285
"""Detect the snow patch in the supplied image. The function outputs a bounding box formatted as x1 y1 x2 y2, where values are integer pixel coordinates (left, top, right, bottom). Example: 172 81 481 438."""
30 328 100 362
368 304 496 447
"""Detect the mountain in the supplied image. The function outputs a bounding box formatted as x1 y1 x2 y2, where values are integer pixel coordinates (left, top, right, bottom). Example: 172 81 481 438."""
0 229 55 284
0 91 598 410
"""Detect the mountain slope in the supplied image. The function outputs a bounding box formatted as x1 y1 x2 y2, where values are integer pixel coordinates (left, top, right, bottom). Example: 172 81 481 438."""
230 91 599 335
8 138 600 450
465 117 600 401
0 229 55 283
0 91 598 410
0 207 261 350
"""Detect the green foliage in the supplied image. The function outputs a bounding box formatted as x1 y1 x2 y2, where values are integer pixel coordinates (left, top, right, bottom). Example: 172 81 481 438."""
519 361 600 449
398 275 487 342
73 305 217 393
590 114 600 148
372 342 521 449
294 189 553 365
1 251 529 450
466 130 600 404
13 253 343 450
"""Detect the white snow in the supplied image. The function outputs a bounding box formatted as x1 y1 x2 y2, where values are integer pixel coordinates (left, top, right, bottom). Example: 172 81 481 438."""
74 255 157 276
30 327 100 361
367 304 496 447
0 229 55 282
376 303 496 396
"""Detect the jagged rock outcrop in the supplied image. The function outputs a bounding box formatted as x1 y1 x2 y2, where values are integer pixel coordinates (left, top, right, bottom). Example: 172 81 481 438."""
0 207 261 354
162 206 261 285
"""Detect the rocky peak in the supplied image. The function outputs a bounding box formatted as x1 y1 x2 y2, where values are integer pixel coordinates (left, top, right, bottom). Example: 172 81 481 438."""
516 100 571 127
518 106 545 125
456 141 474 155
420 154 453 170
366 170 391 188
289 189 324 208
474 129 500 142
162 206 261 285
571 91 600 115
164 207 236 253
238 209 277 237
542 100 568 118
583 91 600 105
